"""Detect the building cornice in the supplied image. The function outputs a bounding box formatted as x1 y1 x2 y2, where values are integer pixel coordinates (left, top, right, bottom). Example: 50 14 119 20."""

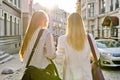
3 0 21 14
98 10 119 18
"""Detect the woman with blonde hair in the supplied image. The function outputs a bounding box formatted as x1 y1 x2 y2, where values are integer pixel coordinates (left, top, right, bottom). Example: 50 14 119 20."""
55 13 99 80
19 10 55 70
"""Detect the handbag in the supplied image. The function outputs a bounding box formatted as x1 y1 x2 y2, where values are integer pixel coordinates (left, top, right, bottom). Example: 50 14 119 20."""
88 34 105 80
22 29 61 80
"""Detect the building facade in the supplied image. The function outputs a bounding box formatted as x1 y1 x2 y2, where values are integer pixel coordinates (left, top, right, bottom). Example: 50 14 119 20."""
33 3 68 44
81 0 120 40
0 0 21 54
21 0 33 37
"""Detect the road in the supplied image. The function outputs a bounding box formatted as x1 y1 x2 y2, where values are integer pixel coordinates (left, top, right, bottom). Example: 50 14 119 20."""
102 67 120 80
1 54 120 80
3 67 120 80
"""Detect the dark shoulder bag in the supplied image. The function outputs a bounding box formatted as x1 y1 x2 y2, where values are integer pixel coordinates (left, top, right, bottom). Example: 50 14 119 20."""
22 29 61 80
88 34 105 80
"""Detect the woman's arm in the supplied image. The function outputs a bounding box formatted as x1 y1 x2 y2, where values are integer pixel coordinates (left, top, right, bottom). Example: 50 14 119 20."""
45 32 56 59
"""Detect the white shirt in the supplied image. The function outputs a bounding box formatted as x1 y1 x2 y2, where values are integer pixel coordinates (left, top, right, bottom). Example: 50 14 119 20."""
23 28 55 69
55 34 99 80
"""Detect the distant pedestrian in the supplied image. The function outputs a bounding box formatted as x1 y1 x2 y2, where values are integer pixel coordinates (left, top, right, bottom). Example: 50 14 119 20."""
55 13 99 80
19 10 55 70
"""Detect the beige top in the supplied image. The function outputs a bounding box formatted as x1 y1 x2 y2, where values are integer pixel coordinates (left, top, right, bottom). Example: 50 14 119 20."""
23 28 55 69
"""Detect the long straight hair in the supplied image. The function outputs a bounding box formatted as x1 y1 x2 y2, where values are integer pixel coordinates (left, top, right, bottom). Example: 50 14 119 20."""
19 10 48 60
66 13 87 51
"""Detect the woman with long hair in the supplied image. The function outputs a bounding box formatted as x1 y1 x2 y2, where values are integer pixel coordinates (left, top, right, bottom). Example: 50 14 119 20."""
55 13 99 80
19 10 55 69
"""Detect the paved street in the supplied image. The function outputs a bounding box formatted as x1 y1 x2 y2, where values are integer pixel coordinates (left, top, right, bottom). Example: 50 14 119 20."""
1 54 120 80
0 54 23 80
102 67 120 80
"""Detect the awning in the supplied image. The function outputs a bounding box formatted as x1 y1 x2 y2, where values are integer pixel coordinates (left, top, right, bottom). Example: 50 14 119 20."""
102 16 119 26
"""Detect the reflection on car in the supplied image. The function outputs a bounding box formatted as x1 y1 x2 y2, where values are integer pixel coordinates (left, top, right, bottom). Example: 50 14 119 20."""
95 39 120 67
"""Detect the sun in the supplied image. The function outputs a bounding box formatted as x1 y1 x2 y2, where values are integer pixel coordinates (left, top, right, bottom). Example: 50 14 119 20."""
34 0 76 13
37 0 57 9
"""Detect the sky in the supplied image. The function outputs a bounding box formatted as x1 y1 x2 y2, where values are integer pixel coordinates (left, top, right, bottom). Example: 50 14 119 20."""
33 0 77 13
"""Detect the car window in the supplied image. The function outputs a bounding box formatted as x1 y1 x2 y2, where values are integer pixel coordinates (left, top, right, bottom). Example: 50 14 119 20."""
96 42 107 48
96 40 120 48
116 42 120 47
110 41 116 47
97 41 110 47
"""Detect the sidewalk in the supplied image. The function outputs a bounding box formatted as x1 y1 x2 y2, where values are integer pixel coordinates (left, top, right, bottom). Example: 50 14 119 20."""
0 54 23 80
1 53 119 80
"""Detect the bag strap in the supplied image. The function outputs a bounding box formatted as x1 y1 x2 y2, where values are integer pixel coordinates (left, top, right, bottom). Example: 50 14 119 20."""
87 34 98 61
47 58 61 79
26 29 44 68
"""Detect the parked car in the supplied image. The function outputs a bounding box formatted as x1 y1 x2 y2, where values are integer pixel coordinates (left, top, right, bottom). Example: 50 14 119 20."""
95 39 120 67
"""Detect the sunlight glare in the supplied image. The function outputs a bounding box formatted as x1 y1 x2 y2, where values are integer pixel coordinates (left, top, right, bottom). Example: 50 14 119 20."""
34 0 76 13
38 0 57 9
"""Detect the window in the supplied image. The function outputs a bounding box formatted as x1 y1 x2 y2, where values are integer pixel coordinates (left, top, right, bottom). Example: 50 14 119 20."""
115 0 119 9
91 25 95 36
18 20 20 35
101 0 105 13
110 0 113 11
102 27 104 38
14 18 16 35
112 28 118 37
10 16 12 35
88 3 94 17
18 0 20 8
4 13 7 36
0 0 2 5
10 0 13 2
14 0 16 5
102 0 105 8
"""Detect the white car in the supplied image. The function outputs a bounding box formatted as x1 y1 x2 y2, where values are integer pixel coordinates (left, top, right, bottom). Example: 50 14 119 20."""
96 39 120 67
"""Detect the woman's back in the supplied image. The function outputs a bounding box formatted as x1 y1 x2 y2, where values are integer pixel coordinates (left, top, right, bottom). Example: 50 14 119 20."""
55 13 93 80
56 35 92 80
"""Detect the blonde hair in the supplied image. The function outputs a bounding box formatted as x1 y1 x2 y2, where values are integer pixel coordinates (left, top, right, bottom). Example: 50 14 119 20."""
19 10 49 60
66 13 87 51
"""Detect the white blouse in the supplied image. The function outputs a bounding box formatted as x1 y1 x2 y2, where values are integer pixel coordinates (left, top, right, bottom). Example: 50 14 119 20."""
23 28 55 69
55 34 99 80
